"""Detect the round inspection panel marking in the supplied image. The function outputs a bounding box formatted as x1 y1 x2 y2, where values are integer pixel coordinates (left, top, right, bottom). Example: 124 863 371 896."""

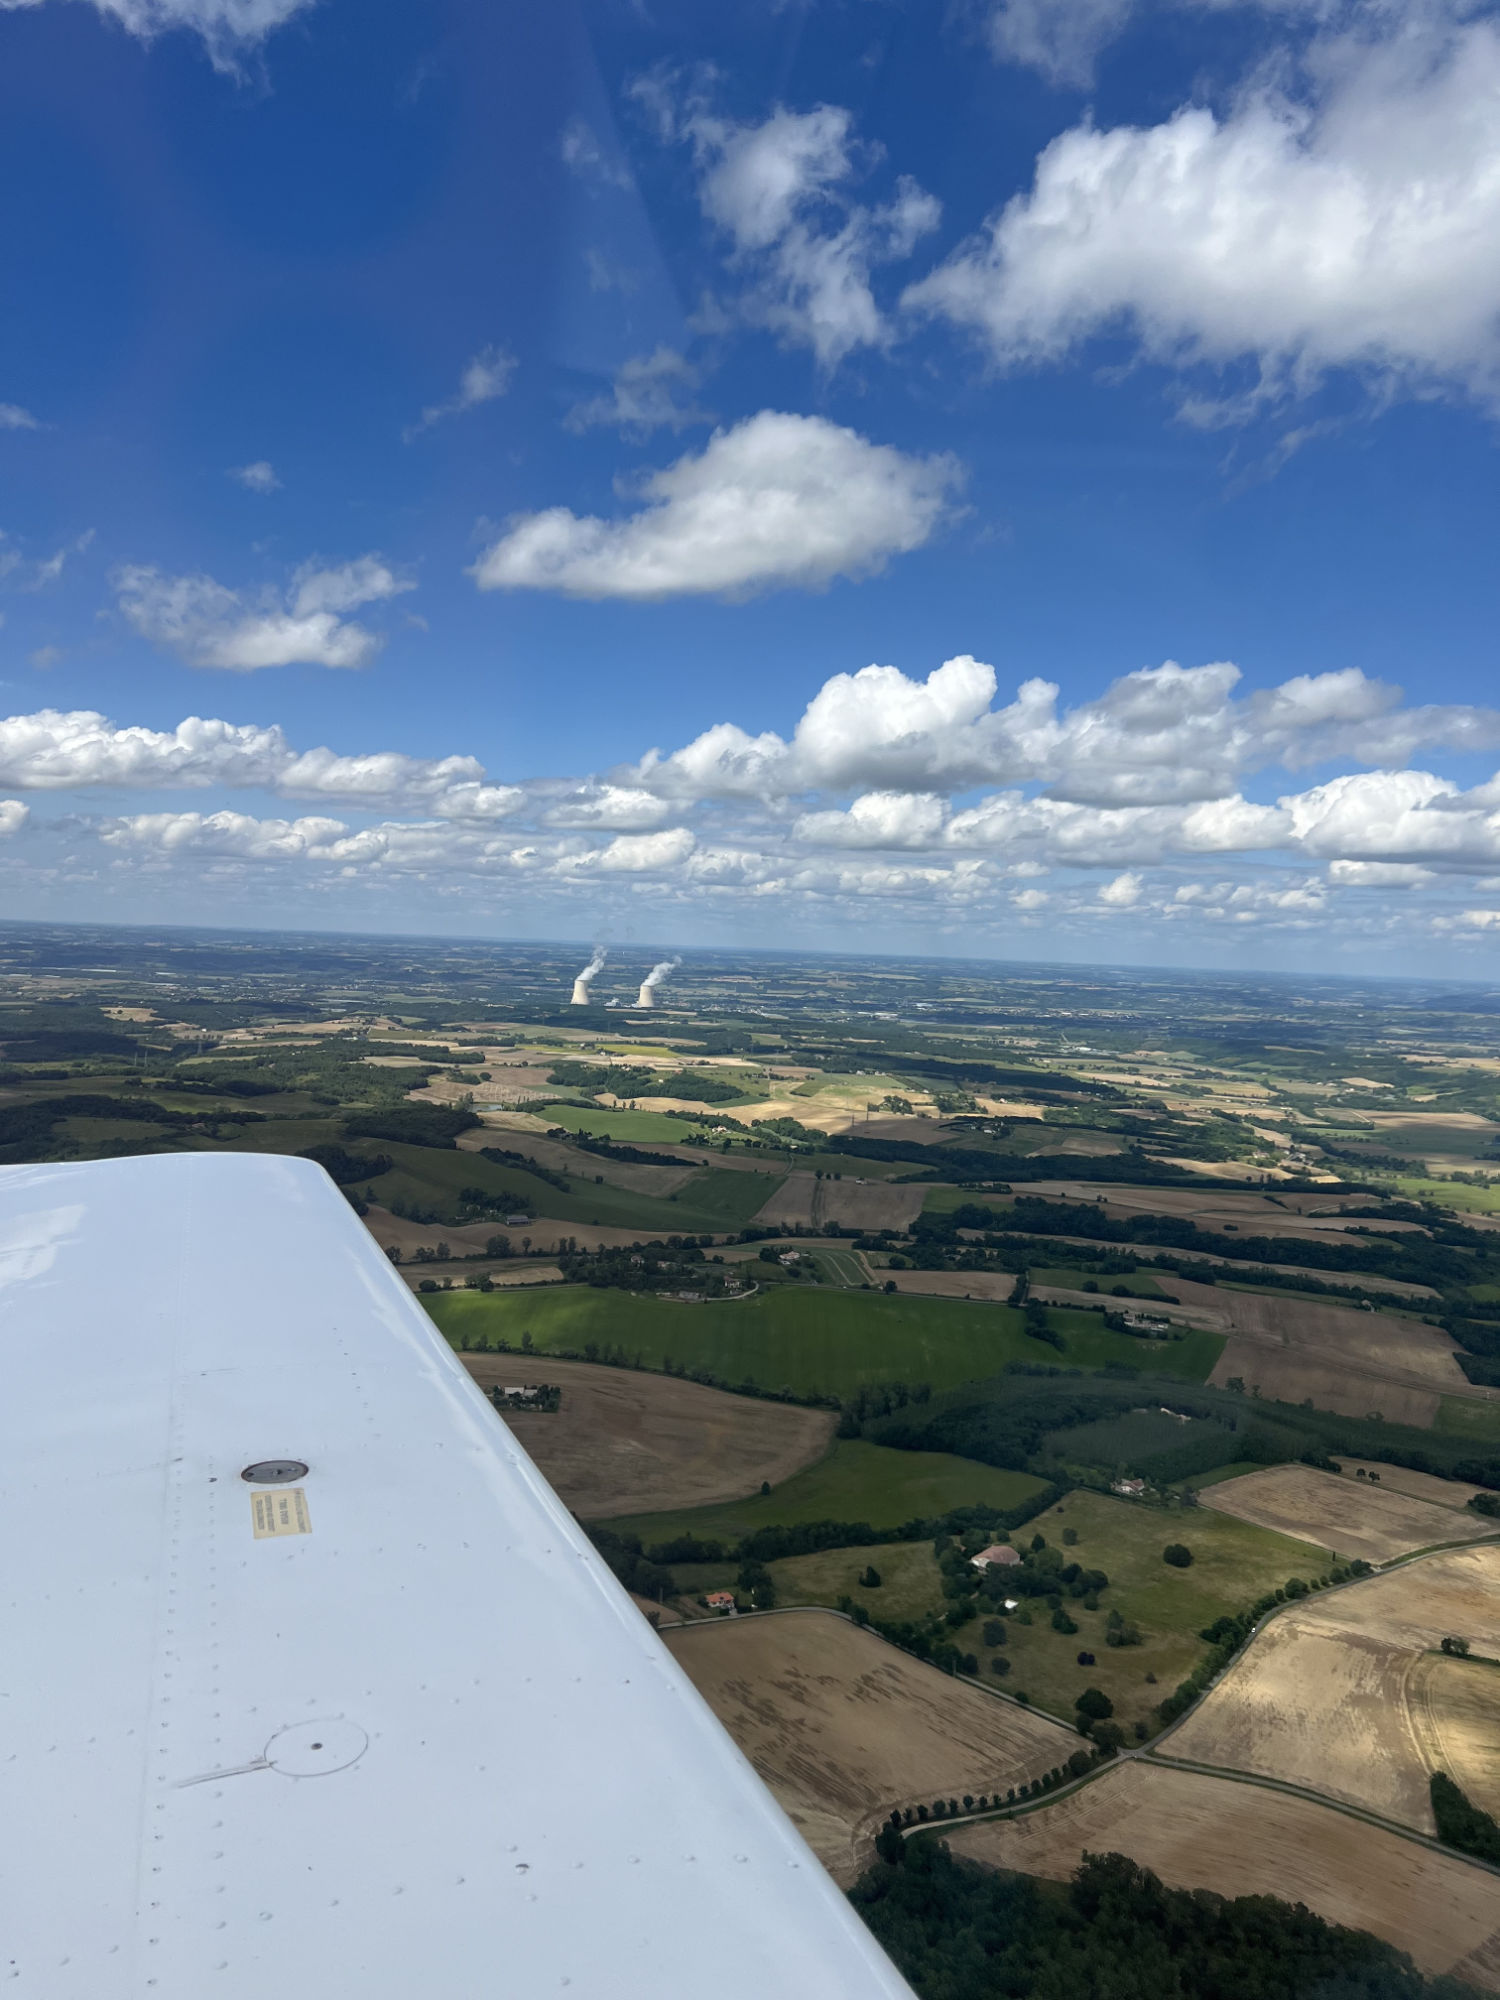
265 1720 368 1778
240 1461 309 1485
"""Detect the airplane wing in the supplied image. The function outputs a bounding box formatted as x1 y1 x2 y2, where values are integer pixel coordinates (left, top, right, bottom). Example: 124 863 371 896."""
0 1152 914 1998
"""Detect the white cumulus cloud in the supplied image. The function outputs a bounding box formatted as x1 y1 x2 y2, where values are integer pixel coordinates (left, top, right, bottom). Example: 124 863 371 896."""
405 346 516 439
115 555 412 671
909 19 1500 409
229 460 279 493
473 411 958 602
564 349 710 437
0 799 28 835
0 0 314 68
0 707 521 818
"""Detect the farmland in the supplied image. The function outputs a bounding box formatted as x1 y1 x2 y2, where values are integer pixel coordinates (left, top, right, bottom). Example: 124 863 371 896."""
426 1283 1217 1399
965 1488 1334 1727
1166 1543 1500 1831
365 1139 776 1235
947 1762 1500 1986
1199 1461 1494 1562
609 1437 1046 1543
664 1609 1078 1884
460 1355 835 1519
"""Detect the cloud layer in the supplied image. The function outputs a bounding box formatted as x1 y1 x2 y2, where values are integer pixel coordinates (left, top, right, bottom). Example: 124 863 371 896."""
13 650 1500 952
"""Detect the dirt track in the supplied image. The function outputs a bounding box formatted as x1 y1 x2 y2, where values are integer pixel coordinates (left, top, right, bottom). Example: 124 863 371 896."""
461 1356 836 1519
1200 1463 1493 1563
948 1762 1500 1987
665 1610 1077 1884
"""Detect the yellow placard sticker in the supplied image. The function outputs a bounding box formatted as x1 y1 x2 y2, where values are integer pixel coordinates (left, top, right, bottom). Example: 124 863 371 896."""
251 1487 312 1539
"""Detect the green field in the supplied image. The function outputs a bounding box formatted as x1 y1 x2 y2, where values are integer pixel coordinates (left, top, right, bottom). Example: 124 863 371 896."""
769 1539 946 1623
1175 1460 1269 1491
1434 1395 1500 1442
426 1284 1223 1399
986 1489 1334 1728
612 1439 1047 1543
1029 1266 1167 1298
812 1246 869 1287
1044 1409 1240 1471
366 1141 777 1234
533 1103 730 1144
1393 1176 1500 1214
921 1188 1014 1215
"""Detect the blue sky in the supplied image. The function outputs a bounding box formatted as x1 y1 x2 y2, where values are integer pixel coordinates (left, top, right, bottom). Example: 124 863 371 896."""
3 0 1500 973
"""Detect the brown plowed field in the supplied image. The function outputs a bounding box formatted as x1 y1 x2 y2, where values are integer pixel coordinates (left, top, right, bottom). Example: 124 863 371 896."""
1166 1544 1500 1831
664 1610 1076 1885
461 1356 836 1518
882 1268 1017 1301
1190 1278 1474 1425
947 1763 1500 1986
752 1171 927 1234
1200 1464 1493 1563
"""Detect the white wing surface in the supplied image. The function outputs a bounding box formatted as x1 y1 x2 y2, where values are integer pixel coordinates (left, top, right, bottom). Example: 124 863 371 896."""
0 1153 914 1998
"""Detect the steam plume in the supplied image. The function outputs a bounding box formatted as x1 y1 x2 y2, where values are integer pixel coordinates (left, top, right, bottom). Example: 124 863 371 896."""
570 946 607 1006
635 958 680 1009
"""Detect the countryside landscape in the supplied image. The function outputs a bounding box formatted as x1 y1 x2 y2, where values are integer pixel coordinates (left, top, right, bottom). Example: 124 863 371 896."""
6 918 1500 1992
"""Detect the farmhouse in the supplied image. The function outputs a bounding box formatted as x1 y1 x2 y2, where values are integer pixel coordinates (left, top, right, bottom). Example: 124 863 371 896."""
504 1213 530 1228
1113 1477 1147 1497
1123 1311 1171 1334
971 1543 1021 1571
705 1591 737 1613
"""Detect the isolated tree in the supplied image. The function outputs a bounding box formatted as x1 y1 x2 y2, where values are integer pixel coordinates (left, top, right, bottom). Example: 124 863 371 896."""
1062 1526 1079 1546
1441 1635 1472 1656
1075 1687 1114 1721
860 1565 882 1589
1163 1543 1194 1568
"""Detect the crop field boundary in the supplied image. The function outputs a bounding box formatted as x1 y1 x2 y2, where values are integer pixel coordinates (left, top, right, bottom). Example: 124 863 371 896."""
889 1533 1500 1870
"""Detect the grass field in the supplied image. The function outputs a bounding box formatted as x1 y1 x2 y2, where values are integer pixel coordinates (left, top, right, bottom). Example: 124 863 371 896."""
1044 1409 1240 1472
610 1438 1047 1544
367 1140 777 1234
426 1284 1222 1399
982 1488 1333 1728
811 1246 868 1287
1030 1266 1168 1297
1393 1176 1500 1213
1435 1395 1500 1441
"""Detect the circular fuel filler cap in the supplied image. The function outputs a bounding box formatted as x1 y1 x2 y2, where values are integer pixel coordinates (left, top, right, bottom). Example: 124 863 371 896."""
241 1459 310 1484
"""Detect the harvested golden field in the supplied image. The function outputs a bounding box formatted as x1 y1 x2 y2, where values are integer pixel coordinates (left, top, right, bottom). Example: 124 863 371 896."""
1166 1544 1500 1831
1336 1458 1488 1509
1408 1653 1500 1817
948 1763 1500 1988
1200 1463 1492 1563
752 1170 927 1234
461 1355 836 1519
882 1267 1016 1302
664 1610 1076 1884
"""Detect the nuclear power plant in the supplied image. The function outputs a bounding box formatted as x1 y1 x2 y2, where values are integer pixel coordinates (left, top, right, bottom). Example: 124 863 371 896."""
635 958 680 1008
569 947 607 1005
